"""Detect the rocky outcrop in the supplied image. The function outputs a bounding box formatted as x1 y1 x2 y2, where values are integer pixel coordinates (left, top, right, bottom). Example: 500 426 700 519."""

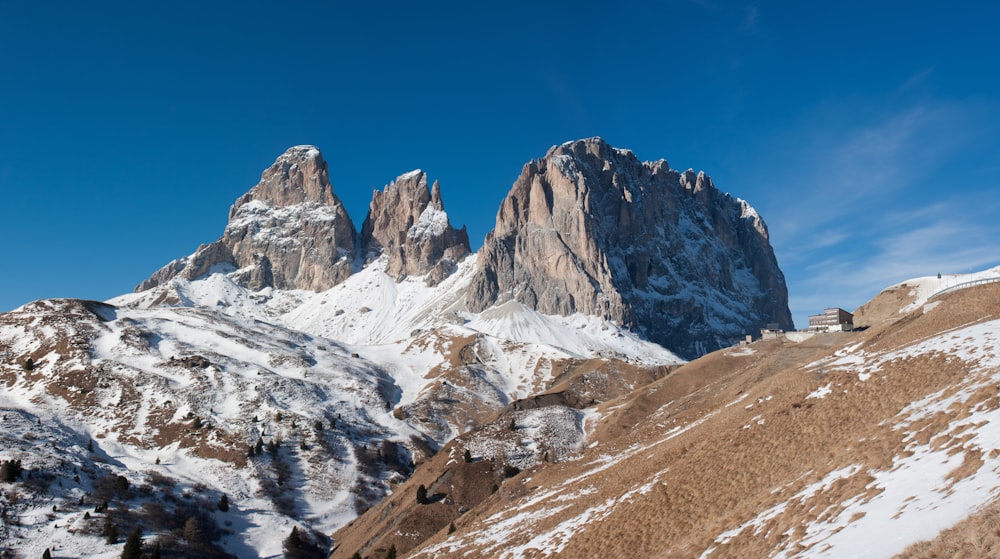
360 170 470 286
467 137 793 359
136 146 357 292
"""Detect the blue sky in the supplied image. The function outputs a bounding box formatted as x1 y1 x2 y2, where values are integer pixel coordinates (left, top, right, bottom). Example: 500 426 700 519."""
2 1 999 329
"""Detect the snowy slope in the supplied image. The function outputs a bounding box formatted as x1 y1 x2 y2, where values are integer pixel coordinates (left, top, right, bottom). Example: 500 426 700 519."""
0 299 420 558
111 254 683 412
889 264 1000 313
2 251 683 557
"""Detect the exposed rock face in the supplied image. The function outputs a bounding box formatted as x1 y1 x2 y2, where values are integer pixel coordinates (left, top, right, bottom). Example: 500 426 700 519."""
137 146 357 292
360 170 470 286
467 137 793 359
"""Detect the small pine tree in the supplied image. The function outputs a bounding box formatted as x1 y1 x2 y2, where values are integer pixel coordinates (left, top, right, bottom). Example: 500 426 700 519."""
509 418 516 431
22 357 34 371
217 494 229 512
313 420 323 432
121 527 143 559
267 439 278 456
385 544 397 559
416 484 428 504
351 553 362 559
463 449 473 463
0 459 23 482
183 516 203 544
448 522 456 534
42 549 52 559
282 526 304 557
104 516 118 544
149 541 162 559
87 439 94 452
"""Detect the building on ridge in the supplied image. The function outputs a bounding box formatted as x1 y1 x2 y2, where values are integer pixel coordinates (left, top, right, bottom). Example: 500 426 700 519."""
808 308 854 332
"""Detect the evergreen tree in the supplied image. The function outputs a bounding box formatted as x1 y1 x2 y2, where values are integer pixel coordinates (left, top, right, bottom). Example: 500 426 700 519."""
416 484 428 504
0 459 22 482
282 526 318 558
22 357 34 371
104 516 118 544
463 449 473 463
149 541 162 559
121 527 143 559
87 439 94 452
255 438 264 455
385 544 397 559
183 516 204 544
351 553 361 559
217 494 229 512
42 549 52 559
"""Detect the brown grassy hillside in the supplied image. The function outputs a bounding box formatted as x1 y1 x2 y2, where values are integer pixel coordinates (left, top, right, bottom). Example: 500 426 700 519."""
334 282 1000 559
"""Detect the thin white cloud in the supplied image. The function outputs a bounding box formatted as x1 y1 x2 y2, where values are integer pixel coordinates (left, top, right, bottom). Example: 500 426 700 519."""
786 200 1000 327
897 66 936 94
754 94 999 327
741 1 761 33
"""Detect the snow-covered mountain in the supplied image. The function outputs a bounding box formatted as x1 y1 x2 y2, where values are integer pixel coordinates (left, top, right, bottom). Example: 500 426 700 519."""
3 137 994 559
6 139 763 558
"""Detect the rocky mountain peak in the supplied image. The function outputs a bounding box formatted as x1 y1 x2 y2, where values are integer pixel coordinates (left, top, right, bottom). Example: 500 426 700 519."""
468 138 793 359
137 146 357 292
361 170 470 286
229 145 336 215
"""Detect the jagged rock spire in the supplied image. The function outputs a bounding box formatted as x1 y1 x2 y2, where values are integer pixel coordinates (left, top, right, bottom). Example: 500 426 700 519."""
361 170 470 286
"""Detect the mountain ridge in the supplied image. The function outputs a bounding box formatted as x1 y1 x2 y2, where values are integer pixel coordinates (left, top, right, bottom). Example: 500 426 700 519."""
135 138 791 360
0 138 802 558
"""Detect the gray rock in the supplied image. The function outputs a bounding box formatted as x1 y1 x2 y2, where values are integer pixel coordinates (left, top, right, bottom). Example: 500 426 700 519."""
467 137 793 359
137 146 357 292
360 170 470 285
